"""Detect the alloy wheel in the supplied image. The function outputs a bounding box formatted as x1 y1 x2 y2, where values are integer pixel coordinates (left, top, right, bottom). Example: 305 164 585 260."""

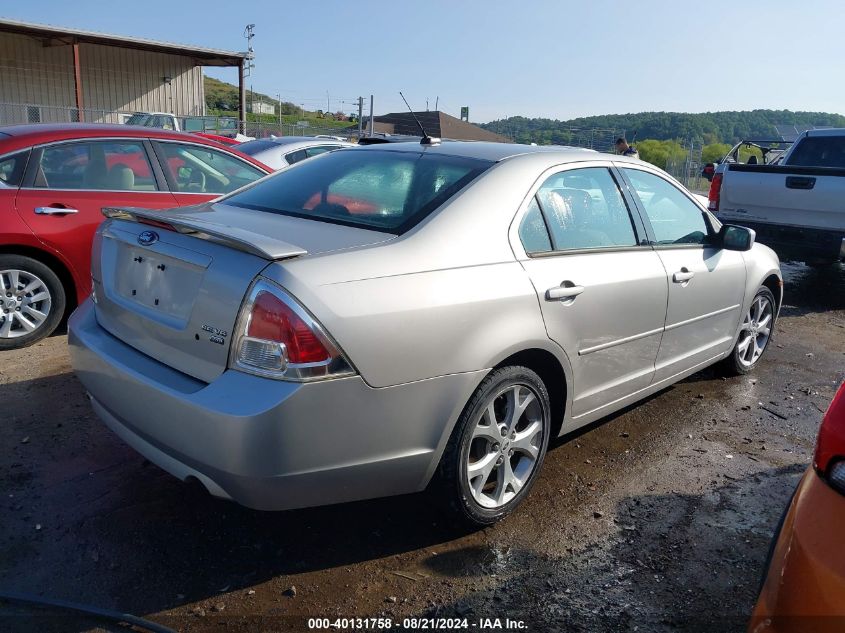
0 269 53 339
737 294 773 368
466 383 545 509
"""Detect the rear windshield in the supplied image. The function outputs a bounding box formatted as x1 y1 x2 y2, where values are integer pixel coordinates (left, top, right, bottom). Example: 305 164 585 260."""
225 148 493 233
786 136 845 168
236 139 281 155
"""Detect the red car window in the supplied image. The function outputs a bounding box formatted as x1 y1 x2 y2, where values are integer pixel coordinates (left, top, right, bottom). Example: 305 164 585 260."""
156 142 265 195
36 141 158 191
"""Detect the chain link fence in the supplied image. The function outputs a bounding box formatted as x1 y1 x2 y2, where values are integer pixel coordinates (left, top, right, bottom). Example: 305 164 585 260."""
664 140 707 193
0 102 360 140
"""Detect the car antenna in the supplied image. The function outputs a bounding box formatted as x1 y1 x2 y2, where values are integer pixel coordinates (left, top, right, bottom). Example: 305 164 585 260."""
399 91 440 146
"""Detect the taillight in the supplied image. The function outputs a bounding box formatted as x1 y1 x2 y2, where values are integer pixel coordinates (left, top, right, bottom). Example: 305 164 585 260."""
229 279 354 381
708 173 723 212
814 381 845 493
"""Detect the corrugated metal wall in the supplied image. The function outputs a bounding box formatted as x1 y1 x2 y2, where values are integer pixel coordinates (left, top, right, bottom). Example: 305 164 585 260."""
0 31 205 120
80 43 203 116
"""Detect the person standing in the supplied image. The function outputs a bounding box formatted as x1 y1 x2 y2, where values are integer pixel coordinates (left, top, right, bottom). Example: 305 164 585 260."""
615 137 639 158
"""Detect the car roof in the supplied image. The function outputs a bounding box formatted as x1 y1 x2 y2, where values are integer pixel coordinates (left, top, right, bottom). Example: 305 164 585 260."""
0 123 273 171
802 128 845 138
260 135 351 146
353 140 603 163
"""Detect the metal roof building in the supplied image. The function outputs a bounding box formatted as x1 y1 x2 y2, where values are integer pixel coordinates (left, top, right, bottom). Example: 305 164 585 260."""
364 111 512 143
0 18 249 126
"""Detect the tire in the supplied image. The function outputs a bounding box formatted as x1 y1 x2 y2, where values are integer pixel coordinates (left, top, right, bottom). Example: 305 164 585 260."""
0 254 66 350
436 366 552 526
719 286 776 376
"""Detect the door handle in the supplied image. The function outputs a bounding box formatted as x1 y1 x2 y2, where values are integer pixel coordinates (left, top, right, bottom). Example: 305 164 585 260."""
673 268 695 283
35 206 79 215
546 283 585 301
785 176 815 190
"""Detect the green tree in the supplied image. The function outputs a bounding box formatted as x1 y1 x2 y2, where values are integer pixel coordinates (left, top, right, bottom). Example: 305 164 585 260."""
702 143 732 164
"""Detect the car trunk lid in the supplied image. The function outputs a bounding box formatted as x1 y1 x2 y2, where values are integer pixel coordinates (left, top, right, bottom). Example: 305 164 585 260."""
93 203 391 383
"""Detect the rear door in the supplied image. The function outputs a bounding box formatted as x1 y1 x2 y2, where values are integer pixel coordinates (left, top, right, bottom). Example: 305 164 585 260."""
619 166 746 381
14 138 178 295
151 140 267 206
513 162 668 420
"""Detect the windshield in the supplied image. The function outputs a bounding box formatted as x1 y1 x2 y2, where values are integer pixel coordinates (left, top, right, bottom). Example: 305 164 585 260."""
225 148 493 233
125 114 152 126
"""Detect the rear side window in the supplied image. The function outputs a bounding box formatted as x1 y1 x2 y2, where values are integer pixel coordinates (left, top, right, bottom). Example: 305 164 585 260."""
285 149 308 165
786 136 845 168
305 145 339 158
518 197 552 253
522 167 638 252
35 141 158 191
226 149 491 233
0 150 30 187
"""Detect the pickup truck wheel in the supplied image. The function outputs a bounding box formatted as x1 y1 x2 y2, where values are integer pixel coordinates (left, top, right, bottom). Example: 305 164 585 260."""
436 366 551 526
0 255 66 350
720 287 776 376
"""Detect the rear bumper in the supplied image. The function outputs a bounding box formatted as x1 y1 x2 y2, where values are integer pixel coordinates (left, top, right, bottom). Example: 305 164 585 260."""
68 299 483 511
749 469 845 632
717 219 845 263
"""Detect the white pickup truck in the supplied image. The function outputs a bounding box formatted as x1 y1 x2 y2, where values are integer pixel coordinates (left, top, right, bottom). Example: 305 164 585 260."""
709 128 845 265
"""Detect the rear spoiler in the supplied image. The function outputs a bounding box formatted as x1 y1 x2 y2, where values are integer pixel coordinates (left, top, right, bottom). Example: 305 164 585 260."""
101 207 307 260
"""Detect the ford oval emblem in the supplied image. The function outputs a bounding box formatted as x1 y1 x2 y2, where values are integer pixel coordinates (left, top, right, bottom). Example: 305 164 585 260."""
138 230 159 246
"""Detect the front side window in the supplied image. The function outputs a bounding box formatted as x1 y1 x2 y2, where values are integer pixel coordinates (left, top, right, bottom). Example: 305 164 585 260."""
529 167 638 251
623 168 709 245
0 150 30 187
156 143 265 194
36 141 158 191
226 149 491 233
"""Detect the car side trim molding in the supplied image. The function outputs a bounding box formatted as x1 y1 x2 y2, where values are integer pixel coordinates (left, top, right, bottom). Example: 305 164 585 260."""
664 304 741 332
578 326 664 356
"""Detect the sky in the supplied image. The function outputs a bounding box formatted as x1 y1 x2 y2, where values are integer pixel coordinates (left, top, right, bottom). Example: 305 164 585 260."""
4 0 845 123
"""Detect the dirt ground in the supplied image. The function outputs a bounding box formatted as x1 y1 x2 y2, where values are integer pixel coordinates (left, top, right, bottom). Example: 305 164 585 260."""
1 262 844 633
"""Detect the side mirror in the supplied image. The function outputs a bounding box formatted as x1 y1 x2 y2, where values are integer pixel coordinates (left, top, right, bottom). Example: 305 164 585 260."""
720 224 755 251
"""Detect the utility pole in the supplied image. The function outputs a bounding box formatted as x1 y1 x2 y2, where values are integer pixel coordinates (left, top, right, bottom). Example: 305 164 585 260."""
369 94 374 137
326 91 330 115
357 96 363 138
277 92 282 129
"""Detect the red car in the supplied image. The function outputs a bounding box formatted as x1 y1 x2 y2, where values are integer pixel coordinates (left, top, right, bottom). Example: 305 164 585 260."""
0 124 271 350
750 380 845 632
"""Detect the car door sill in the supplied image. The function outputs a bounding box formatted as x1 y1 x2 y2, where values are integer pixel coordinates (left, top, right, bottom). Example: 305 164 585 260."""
568 351 726 426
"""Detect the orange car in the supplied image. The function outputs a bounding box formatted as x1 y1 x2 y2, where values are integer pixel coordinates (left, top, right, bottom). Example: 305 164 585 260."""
750 380 845 633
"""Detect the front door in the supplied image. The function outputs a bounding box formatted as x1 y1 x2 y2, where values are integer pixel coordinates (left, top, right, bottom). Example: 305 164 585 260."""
514 164 669 420
620 166 746 382
15 138 178 296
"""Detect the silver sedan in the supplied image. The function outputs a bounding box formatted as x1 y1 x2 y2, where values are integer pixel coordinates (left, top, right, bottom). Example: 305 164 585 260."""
236 135 355 171
69 141 781 525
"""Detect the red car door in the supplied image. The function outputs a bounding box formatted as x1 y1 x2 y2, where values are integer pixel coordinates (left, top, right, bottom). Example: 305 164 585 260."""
14 138 179 300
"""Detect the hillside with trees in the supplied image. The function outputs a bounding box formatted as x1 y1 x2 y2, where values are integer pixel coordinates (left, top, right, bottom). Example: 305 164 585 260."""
203 76 354 128
481 110 845 146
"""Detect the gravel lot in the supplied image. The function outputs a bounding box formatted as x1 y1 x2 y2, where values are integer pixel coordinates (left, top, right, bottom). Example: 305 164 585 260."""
1 262 843 632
